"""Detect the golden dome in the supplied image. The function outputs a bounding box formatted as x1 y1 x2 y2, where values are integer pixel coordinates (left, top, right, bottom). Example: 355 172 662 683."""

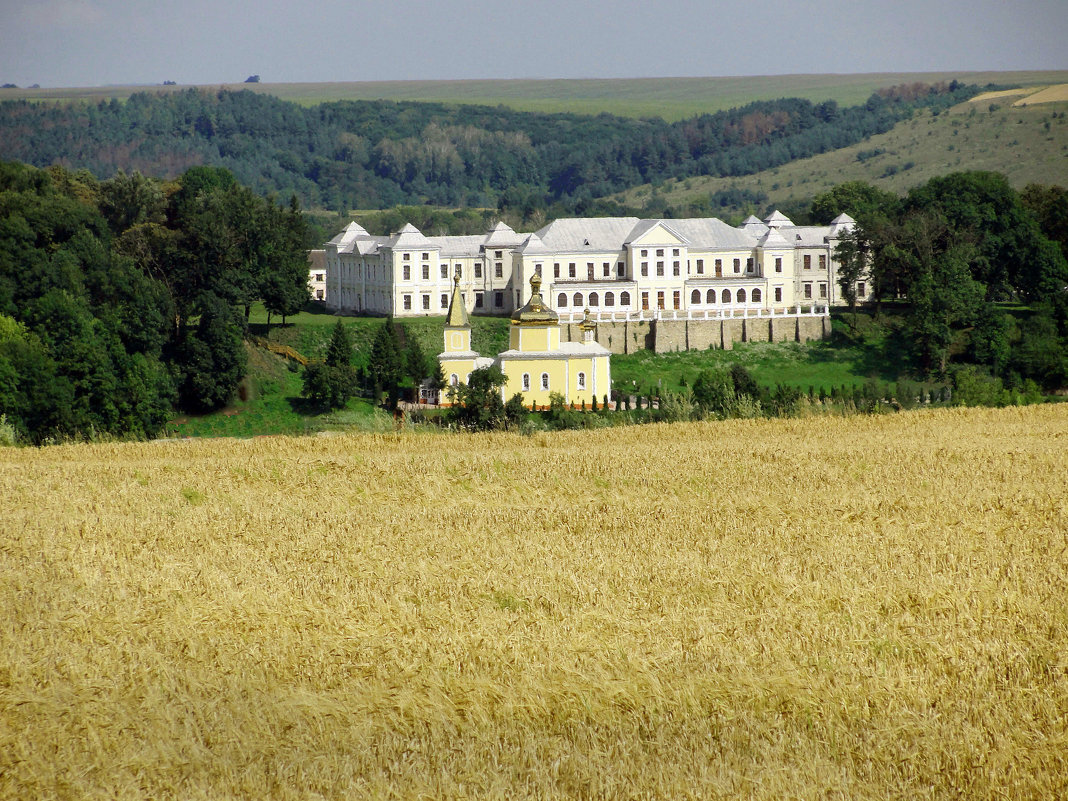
510 273 559 325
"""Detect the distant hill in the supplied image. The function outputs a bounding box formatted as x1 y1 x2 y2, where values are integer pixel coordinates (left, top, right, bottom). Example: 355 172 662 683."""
4 70 1066 122
616 90 1068 219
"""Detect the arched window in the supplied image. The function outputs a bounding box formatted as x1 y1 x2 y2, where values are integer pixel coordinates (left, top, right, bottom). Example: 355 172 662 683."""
577 372 586 390
691 289 701 304
721 289 731 303
605 292 615 307
707 289 716 303
541 373 550 391
573 293 582 307
522 373 530 392
589 292 599 307
450 374 458 386
620 291 631 306
737 288 746 303
752 288 762 303
558 293 567 307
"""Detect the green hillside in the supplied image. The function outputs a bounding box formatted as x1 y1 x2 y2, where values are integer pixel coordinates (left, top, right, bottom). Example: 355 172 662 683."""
618 95 1068 216
5 70 1066 121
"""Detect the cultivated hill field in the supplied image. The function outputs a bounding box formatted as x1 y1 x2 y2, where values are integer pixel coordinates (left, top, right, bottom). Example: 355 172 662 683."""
2 406 1066 799
6 70 1067 121
619 89 1068 213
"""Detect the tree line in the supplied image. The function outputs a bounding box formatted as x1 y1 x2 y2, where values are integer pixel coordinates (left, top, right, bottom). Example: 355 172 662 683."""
0 161 310 443
0 82 981 215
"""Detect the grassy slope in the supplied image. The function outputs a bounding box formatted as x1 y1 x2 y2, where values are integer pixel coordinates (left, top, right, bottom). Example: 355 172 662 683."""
619 96 1068 214
3 406 1066 798
6 70 1066 121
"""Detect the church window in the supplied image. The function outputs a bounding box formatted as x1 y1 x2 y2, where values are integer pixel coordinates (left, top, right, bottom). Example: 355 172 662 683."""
737 288 746 303
541 373 549 391
522 373 530 392
450 374 459 386
605 292 615 307
620 291 631 306
589 292 599 307
573 292 582 307
577 372 586 390
691 289 701 304
752 288 762 303
558 293 567 307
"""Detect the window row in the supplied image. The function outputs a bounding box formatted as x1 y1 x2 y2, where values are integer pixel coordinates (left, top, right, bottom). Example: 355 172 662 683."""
556 290 632 308
520 372 585 392
553 261 627 279
688 288 767 304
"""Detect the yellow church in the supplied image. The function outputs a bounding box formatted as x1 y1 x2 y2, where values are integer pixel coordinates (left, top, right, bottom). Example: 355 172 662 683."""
439 272 611 408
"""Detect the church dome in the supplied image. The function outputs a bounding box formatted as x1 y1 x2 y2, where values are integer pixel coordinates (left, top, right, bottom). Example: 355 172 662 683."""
511 274 559 325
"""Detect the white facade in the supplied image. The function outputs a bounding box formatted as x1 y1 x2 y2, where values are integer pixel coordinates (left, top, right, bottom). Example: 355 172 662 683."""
321 212 861 319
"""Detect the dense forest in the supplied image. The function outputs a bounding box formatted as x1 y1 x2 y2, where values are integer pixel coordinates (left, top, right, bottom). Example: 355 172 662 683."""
0 161 309 443
0 82 981 215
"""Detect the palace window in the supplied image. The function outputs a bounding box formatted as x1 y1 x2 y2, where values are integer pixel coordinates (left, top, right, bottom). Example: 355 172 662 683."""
573 292 582 307
522 373 530 392
656 261 664 276
673 248 680 257
803 283 812 299
605 292 615 307
403 253 411 261
603 262 610 277
587 263 595 280
819 283 827 298
534 263 542 276
673 261 680 276
403 294 412 310
541 373 549 391
474 263 482 279
475 292 484 308
641 249 648 257
657 291 665 310
422 252 429 261
733 258 741 274
722 289 731 303
746 258 754 273
620 291 630 306
641 261 649 276
706 289 715 303
804 255 812 269
422 294 430 310
691 289 701 304
819 255 827 270
617 262 625 276
737 288 746 303
440 265 448 278
495 262 503 278
673 291 680 310
577 372 586 390
495 250 502 259
641 292 649 310
775 257 782 273
656 249 664 257
752 288 762 303
441 294 449 308
715 258 723 276
858 282 867 298
456 265 462 277
554 263 560 278
495 291 504 307
696 259 704 274
569 263 576 278
589 292 599 307
774 287 782 302
403 265 410 280
422 265 429 280
558 293 567 307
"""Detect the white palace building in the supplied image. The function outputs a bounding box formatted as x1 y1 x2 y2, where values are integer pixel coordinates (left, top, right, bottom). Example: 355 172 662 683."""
319 211 861 323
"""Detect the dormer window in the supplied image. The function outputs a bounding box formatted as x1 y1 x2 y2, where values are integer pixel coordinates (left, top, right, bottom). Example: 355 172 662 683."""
583 239 590 246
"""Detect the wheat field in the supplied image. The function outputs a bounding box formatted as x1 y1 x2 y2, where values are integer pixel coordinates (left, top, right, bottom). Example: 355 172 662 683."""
2 406 1067 799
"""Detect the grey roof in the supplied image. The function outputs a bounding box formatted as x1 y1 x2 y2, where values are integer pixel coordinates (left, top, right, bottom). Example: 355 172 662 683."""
623 219 690 246
483 221 525 248
781 226 832 247
517 233 551 255
763 210 795 227
757 227 792 248
535 217 641 252
389 223 437 250
326 221 370 247
427 235 485 259
827 213 857 238
661 217 758 250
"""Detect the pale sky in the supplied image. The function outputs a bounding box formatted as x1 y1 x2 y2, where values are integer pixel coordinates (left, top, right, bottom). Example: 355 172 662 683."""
1 0 1065 88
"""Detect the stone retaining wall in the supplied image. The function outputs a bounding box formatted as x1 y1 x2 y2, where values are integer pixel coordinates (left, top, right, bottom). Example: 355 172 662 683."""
563 315 828 354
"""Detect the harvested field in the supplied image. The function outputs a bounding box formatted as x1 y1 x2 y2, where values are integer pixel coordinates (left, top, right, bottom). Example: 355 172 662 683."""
2 406 1067 799
1014 83 1068 105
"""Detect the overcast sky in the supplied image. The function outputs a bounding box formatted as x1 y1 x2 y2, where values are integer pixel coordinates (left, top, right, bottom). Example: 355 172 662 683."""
2 0 1065 88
